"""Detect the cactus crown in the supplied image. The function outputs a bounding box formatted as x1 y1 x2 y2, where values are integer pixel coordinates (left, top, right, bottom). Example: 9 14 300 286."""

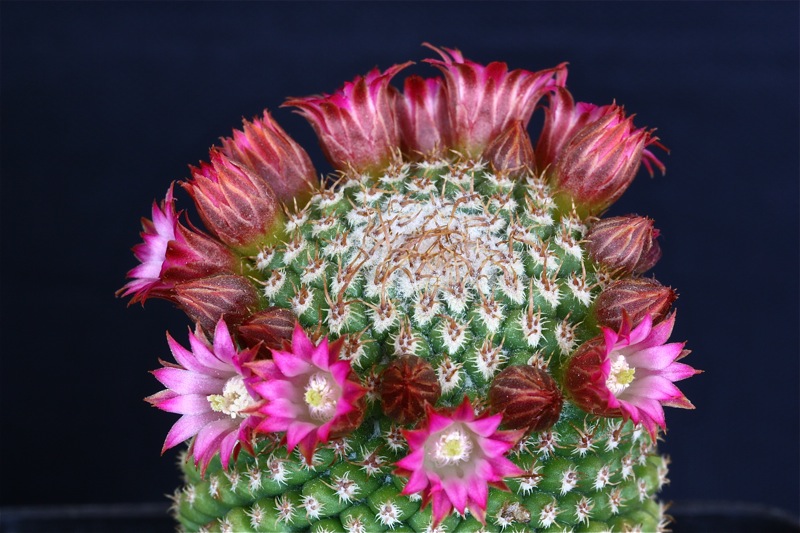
124 46 697 532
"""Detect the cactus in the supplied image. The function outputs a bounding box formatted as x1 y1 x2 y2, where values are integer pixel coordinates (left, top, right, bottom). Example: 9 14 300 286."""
122 45 699 532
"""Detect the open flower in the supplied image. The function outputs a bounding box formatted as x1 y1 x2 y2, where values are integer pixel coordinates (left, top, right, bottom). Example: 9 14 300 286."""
565 313 699 438
145 319 261 473
119 184 237 304
247 324 366 461
394 397 523 526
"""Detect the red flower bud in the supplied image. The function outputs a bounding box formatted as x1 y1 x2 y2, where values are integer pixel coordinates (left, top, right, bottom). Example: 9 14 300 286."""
396 75 451 159
551 106 665 215
488 365 563 434
425 44 566 156
161 219 238 286
238 307 296 358
379 354 441 425
183 150 282 252
484 121 535 176
564 337 620 418
285 63 411 174
595 278 676 331
220 111 317 205
586 215 661 275
174 274 260 333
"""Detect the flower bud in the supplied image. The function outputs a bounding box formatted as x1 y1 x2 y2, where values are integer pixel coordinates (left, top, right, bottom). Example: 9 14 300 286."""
183 150 283 252
488 365 563 434
285 63 411 174
161 219 238 285
379 354 441 425
425 44 566 156
220 111 317 205
595 278 676 331
396 75 451 159
551 106 665 215
586 215 661 275
484 121 535 176
564 337 619 418
174 274 260 333
238 307 296 358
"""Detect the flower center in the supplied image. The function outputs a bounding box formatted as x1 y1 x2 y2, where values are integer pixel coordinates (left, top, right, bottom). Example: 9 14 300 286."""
207 375 254 419
304 372 338 421
433 427 473 466
606 354 636 395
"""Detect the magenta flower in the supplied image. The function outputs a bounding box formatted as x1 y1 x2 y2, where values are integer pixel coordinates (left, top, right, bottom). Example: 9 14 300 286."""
285 63 411 173
146 319 261 473
425 44 566 156
396 75 451 159
119 184 236 304
247 324 366 461
394 397 524 526
565 313 699 438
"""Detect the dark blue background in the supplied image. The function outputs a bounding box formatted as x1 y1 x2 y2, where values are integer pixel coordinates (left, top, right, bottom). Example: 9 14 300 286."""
2 1 798 519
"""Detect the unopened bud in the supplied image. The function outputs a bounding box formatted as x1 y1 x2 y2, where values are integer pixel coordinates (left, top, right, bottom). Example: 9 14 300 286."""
379 354 441 425
586 215 661 275
238 307 296 358
485 121 535 176
595 278 676 330
174 274 259 333
488 365 563 434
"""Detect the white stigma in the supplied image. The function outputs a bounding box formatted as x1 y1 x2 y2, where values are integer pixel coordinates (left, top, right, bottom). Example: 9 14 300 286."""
432 427 473 466
304 372 338 421
207 375 255 419
606 354 636 395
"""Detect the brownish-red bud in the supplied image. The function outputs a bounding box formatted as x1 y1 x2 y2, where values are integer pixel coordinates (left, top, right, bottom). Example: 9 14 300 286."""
379 354 441 425
484 121 535 176
489 365 563 434
238 307 296 358
183 149 282 252
221 111 317 206
595 278 677 331
586 215 661 275
174 274 260 333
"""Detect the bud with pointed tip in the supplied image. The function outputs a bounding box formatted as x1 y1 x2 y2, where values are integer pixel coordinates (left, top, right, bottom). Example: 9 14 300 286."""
285 63 411 174
550 105 666 215
174 274 260 333
379 354 441 425
424 44 566 156
488 365 563 434
238 307 296 358
220 110 317 206
485 121 535 176
183 150 283 252
595 278 676 331
396 75 451 159
587 215 662 275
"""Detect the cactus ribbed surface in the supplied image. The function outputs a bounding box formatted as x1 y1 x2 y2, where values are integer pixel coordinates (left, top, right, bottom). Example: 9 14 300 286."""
122 45 696 533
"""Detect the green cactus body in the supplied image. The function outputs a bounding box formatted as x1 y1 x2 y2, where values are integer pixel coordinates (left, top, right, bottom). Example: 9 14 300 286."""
171 161 669 532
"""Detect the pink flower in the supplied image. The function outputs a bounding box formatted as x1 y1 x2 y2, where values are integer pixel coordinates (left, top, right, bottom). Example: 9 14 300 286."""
146 319 261 473
396 75 451 159
395 397 523 526
247 324 366 461
285 63 411 173
119 184 236 304
424 44 566 156
565 313 699 438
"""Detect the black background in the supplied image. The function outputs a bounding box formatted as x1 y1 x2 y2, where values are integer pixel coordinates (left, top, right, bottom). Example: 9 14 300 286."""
1 0 798 520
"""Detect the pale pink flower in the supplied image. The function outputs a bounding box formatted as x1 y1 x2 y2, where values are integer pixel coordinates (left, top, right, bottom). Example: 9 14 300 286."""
395 397 523 526
247 324 366 461
285 63 411 173
146 319 260 473
566 313 699 438
424 44 566 156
